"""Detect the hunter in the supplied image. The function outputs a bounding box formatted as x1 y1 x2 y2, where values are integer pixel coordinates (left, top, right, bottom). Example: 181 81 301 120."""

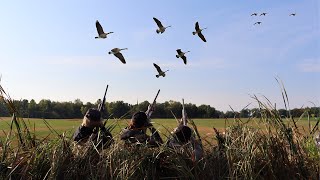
166 122 203 162
73 108 113 147
166 99 203 162
120 105 163 147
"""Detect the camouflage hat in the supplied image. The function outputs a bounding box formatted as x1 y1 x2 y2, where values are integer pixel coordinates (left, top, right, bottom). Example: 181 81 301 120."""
175 126 192 143
131 111 151 128
85 108 101 121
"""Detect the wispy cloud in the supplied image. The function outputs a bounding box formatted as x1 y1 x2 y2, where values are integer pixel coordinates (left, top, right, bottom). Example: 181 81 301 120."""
297 58 320 72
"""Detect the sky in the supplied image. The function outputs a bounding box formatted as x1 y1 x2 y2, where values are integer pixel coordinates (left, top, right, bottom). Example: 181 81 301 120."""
0 0 319 112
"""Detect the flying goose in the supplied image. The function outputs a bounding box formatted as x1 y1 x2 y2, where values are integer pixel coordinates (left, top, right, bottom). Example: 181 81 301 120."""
251 13 258 16
108 48 128 64
153 17 171 34
254 22 262 25
260 13 267 16
95 20 113 39
290 13 296 16
176 49 190 65
192 22 207 42
153 63 169 78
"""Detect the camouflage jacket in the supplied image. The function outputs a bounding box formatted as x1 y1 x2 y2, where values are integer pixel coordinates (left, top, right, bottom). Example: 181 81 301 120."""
73 125 113 147
120 127 163 147
166 134 203 161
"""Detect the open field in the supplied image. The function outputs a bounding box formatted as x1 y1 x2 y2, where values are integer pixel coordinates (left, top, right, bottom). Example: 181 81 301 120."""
1 113 319 179
1 115 319 179
1 117 318 141
0 117 226 140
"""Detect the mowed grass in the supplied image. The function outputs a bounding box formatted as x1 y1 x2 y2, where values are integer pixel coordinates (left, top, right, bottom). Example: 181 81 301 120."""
0 117 225 139
0 116 318 142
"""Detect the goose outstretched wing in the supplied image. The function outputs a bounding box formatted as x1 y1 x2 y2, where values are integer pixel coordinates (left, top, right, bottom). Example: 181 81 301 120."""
96 20 105 35
195 22 200 31
181 56 187 64
114 53 126 64
153 63 162 73
153 17 163 28
198 32 206 42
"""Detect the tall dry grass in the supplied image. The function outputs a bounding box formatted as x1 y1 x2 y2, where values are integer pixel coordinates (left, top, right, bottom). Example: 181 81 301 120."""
0 79 319 179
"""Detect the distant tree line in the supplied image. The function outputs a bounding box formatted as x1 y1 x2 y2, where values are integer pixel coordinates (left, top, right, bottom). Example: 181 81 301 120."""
0 99 319 119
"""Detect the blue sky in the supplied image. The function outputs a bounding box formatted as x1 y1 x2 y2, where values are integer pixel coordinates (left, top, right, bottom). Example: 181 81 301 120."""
0 0 319 111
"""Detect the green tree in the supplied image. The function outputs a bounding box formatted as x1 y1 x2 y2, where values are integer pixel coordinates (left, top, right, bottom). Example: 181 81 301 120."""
184 103 198 118
137 101 149 112
153 103 166 118
291 108 304 118
19 99 29 117
0 101 10 117
81 102 94 115
73 99 83 118
28 99 37 118
197 104 216 118
108 101 131 118
240 109 250 118
167 100 182 117
278 109 287 118
225 111 236 118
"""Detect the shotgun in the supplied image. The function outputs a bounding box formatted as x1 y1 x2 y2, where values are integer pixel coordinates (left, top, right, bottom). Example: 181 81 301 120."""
182 98 188 126
98 85 109 114
145 89 160 121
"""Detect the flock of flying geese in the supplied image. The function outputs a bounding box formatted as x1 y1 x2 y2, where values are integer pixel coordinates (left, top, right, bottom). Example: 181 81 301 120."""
95 17 207 78
95 12 296 77
252 12 296 25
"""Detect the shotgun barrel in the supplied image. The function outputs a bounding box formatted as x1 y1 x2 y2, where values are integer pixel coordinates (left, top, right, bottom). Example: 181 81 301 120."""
146 89 160 120
182 98 188 126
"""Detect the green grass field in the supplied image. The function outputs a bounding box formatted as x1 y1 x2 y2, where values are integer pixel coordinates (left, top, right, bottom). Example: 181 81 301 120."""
1 116 318 142
1 114 319 178
0 117 224 138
